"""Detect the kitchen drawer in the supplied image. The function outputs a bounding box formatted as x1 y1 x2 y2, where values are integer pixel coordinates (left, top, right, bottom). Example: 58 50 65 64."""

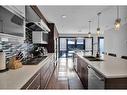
21 71 41 89
41 60 50 75
41 68 51 89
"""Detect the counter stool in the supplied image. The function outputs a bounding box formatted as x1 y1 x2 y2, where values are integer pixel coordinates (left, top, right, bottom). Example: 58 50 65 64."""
121 56 127 60
108 53 116 57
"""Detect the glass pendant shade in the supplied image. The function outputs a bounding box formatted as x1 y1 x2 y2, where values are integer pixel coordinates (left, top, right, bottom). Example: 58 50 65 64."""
97 27 100 35
88 21 91 38
115 18 121 31
96 12 101 36
88 32 91 38
114 6 121 31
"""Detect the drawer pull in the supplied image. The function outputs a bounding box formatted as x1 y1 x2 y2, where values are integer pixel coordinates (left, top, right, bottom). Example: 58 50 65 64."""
26 73 40 89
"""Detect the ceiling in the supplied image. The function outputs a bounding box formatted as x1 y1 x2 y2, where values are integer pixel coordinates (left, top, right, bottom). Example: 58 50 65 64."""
38 6 127 35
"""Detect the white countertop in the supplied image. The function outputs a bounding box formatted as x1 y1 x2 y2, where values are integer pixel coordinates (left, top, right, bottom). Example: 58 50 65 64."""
76 53 127 78
0 53 55 89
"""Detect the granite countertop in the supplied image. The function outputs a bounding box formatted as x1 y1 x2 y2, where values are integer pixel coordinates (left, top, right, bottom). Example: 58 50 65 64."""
0 53 55 89
76 53 127 78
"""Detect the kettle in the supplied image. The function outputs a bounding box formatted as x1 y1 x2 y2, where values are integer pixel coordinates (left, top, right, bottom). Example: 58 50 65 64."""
0 50 6 71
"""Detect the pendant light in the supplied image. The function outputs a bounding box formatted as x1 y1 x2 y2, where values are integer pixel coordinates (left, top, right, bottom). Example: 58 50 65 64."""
96 12 101 36
114 6 121 31
88 21 91 38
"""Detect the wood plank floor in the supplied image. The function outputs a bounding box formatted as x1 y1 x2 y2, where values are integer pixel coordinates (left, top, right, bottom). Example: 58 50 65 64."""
46 58 84 89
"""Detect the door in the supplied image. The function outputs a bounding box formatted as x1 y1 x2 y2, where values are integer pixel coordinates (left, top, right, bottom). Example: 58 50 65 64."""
59 38 67 58
76 38 85 50
67 38 76 57
85 37 93 55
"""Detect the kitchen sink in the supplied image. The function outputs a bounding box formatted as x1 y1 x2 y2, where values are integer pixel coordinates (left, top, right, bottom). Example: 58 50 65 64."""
83 56 104 61
22 56 47 65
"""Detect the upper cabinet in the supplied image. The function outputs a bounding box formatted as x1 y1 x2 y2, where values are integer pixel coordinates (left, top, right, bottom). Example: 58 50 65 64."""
3 6 25 18
47 23 59 53
25 6 40 22
25 6 50 44
0 6 25 37
32 31 48 44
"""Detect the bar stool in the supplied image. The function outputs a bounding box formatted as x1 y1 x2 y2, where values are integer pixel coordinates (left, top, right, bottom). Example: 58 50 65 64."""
102 52 107 55
121 56 127 60
108 53 116 57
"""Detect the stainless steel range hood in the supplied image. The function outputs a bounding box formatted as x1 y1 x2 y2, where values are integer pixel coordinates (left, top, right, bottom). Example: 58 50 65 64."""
26 20 50 32
26 22 44 31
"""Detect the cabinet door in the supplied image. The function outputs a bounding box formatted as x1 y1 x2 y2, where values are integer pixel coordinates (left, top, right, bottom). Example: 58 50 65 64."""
77 56 88 89
12 6 25 18
3 6 25 18
42 68 51 89
80 59 88 89
77 57 81 77
32 32 48 44
40 60 50 89
21 71 41 89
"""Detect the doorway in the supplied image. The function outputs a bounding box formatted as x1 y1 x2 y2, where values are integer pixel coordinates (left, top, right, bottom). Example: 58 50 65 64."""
59 37 93 58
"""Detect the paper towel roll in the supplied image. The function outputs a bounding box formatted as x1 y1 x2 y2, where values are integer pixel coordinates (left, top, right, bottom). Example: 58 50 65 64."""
0 51 6 70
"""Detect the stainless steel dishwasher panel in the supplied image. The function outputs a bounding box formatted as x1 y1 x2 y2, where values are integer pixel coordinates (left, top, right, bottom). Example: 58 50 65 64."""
88 66 104 89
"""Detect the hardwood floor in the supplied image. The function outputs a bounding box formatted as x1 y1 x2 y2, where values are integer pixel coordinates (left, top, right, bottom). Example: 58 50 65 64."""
46 58 84 89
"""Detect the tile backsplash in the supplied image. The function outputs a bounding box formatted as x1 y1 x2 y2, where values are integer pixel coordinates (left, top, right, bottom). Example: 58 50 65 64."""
0 33 24 58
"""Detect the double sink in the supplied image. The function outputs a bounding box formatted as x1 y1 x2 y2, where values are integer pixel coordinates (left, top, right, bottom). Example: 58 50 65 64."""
83 56 104 61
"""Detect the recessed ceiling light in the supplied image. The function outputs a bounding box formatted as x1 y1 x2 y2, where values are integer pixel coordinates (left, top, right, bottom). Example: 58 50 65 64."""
62 15 67 18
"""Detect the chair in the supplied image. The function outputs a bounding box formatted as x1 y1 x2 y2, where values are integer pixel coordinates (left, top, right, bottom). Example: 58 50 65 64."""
121 56 127 60
108 53 116 57
102 52 107 55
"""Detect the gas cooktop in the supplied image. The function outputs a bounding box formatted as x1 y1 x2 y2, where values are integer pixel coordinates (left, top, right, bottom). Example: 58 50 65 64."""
22 56 47 65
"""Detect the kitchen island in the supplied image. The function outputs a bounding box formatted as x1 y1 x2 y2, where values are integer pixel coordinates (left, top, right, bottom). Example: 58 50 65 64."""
0 53 55 89
74 52 127 89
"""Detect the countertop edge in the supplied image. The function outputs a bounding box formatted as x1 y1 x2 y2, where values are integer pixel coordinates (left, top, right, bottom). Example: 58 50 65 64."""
75 53 127 79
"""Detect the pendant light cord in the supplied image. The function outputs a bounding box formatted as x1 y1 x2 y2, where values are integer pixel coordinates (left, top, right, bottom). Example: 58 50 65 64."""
97 12 101 28
98 14 99 28
117 6 119 19
89 21 91 33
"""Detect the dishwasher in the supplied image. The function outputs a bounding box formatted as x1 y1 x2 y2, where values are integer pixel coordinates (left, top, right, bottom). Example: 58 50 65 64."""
87 65 105 89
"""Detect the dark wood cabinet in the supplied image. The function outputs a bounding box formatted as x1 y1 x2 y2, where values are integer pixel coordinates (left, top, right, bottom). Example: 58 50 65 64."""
76 54 127 89
105 78 127 89
47 23 59 53
40 59 55 89
21 70 41 89
21 55 55 89
77 56 88 89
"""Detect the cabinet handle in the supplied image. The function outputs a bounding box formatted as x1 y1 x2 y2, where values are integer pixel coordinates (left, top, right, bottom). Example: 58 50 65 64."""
88 66 104 81
37 85 40 89
26 73 40 89
87 65 91 69
94 72 104 81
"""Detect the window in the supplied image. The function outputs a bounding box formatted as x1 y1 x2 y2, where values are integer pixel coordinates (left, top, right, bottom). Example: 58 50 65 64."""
98 37 104 54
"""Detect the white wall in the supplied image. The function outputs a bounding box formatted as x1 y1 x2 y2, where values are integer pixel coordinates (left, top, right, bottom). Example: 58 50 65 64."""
104 23 127 57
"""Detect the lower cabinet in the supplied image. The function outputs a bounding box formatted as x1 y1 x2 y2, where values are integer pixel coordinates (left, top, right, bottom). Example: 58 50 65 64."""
76 54 127 89
21 70 41 89
40 59 55 89
77 56 88 89
21 55 55 89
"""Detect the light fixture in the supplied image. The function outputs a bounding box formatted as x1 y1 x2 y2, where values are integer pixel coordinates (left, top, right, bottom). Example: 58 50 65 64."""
62 15 67 18
96 12 101 36
88 21 91 38
114 6 121 31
